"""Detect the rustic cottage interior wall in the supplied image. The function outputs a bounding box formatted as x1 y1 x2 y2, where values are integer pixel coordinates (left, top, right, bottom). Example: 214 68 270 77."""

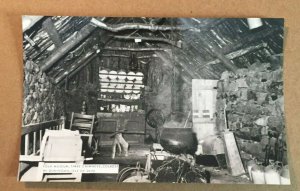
22 59 65 125
21 17 285 166
216 58 286 164
65 56 99 116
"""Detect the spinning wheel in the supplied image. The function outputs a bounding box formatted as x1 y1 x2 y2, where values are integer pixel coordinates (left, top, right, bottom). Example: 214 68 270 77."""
146 109 165 143
146 109 165 129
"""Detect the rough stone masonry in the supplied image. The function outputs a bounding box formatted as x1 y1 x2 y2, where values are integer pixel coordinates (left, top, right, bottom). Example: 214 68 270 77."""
216 61 287 164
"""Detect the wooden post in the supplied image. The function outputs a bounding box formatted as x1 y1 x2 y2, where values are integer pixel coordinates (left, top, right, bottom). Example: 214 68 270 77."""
24 134 29 155
61 116 65 129
39 130 42 148
33 132 36 154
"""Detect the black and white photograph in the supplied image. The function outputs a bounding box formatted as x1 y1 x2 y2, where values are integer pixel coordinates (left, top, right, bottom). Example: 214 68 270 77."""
18 16 289 184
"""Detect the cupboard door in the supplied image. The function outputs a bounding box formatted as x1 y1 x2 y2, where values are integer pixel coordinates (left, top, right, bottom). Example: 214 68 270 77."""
99 120 117 145
124 119 145 144
97 114 145 145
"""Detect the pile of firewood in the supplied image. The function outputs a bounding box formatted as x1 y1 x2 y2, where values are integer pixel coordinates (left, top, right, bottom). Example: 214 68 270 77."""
216 62 286 163
22 60 65 125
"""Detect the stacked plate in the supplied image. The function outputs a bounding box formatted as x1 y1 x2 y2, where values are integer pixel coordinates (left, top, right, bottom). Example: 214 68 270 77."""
99 70 109 79
118 71 127 80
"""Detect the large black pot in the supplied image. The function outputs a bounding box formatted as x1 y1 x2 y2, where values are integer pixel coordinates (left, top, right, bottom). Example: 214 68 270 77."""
160 128 198 155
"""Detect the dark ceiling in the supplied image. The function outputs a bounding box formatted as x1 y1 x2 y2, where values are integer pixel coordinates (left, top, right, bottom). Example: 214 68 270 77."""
22 16 284 83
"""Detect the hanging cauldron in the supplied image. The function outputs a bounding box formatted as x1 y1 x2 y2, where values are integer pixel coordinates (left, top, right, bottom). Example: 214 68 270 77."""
160 128 198 155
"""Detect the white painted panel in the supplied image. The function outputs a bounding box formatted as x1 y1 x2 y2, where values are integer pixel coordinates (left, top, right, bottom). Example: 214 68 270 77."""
192 79 219 145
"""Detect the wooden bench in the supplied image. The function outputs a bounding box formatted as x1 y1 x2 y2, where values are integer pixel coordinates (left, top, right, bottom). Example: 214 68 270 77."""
17 117 84 182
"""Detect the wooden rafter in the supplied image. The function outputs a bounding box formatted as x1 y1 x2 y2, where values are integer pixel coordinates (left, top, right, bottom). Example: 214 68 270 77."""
197 43 268 71
101 54 155 59
104 47 170 52
54 51 97 85
91 18 201 32
113 35 182 48
220 26 282 55
40 24 96 72
198 37 238 73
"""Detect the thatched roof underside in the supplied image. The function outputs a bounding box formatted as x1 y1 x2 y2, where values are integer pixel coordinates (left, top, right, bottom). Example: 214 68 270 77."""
23 16 284 82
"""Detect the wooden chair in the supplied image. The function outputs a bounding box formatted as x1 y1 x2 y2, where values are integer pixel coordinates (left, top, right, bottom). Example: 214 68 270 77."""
69 112 96 151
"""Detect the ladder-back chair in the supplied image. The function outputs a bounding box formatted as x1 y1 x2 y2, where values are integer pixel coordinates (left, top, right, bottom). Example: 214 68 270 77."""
69 112 95 149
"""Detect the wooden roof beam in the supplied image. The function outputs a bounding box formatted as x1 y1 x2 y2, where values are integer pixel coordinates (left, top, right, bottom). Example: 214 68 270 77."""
91 18 201 32
221 26 282 55
40 24 97 72
113 35 182 48
101 54 155 59
104 47 170 52
197 43 268 71
198 37 238 73
54 51 98 85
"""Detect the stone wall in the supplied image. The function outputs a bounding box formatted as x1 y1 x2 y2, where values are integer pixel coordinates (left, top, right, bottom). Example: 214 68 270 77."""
216 62 287 163
22 60 65 125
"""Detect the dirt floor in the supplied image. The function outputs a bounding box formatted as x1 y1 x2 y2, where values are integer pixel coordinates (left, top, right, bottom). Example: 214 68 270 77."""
82 144 252 184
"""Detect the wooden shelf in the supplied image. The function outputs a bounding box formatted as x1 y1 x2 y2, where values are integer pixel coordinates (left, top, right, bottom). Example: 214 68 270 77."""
100 81 143 85
94 130 145 135
99 73 144 77
97 98 140 102
97 111 145 116
100 87 141 90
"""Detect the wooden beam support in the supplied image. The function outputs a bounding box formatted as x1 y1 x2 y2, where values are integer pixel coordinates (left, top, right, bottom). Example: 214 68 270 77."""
42 18 63 47
220 26 282 55
54 51 97 85
40 24 96 72
101 54 129 58
113 35 182 48
91 18 201 32
101 54 155 59
104 47 170 52
198 37 238 73
197 43 268 71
